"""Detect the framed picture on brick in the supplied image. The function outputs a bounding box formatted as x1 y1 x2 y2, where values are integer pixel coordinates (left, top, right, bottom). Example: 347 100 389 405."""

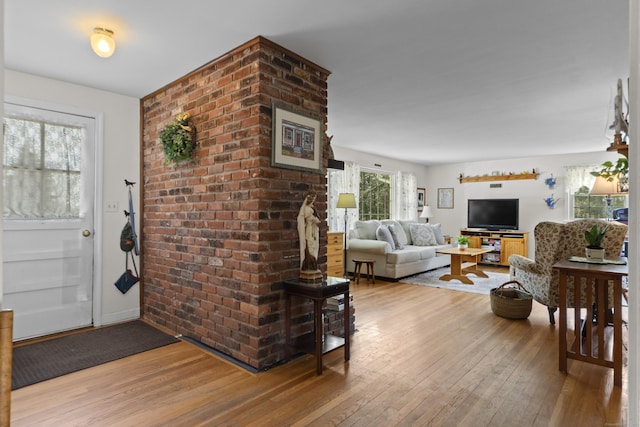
272 105 322 173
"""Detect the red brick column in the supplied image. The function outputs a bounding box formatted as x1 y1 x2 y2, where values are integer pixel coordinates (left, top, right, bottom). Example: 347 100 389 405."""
141 36 331 369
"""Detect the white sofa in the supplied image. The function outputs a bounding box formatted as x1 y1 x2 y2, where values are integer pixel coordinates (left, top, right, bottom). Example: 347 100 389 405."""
346 219 451 280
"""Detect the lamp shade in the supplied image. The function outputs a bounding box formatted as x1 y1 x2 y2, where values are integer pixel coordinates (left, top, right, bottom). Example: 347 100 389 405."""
90 27 116 58
420 206 433 218
590 176 620 196
336 193 357 209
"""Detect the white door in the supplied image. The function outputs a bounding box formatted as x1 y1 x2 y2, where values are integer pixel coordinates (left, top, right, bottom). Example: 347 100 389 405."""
2 102 96 340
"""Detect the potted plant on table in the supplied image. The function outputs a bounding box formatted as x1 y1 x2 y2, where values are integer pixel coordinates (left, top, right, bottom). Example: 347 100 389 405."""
457 235 469 250
584 224 609 262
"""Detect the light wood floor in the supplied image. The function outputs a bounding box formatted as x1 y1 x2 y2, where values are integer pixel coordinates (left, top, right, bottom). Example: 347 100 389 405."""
10 273 627 426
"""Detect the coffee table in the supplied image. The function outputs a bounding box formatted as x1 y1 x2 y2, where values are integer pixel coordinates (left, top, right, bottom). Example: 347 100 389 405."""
435 247 493 284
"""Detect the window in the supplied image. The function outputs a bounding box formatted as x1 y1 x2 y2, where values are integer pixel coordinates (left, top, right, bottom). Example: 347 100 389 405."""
567 166 627 220
359 170 391 220
574 185 627 219
3 117 83 219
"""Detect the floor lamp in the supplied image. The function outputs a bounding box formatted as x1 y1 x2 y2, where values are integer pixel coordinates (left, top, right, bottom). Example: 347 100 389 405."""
336 193 357 278
590 176 622 221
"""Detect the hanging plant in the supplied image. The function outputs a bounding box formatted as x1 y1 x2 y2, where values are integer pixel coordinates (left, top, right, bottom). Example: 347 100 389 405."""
159 112 196 164
590 157 628 193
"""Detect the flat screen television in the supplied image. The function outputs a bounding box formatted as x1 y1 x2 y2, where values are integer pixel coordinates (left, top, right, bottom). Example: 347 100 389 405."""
467 199 519 231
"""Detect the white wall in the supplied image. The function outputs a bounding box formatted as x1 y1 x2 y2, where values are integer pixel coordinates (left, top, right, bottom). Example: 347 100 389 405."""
333 146 430 183
627 2 639 424
0 0 4 308
3 70 141 325
426 151 622 256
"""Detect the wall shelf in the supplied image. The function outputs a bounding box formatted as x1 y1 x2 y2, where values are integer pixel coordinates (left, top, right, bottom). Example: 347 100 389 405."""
606 142 628 158
458 173 538 183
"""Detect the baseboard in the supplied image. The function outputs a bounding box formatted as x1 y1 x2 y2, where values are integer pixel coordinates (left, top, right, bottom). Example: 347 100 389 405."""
98 308 140 327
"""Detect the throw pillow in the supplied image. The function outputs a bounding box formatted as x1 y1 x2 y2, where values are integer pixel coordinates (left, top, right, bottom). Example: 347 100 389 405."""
398 220 417 245
387 224 405 250
376 225 396 249
355 220 381 240
430 223 445 245
409 223 438 246
382 220 408 248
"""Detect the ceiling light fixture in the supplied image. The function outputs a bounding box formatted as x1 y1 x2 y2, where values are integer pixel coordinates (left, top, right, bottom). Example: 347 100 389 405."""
90 27 116 58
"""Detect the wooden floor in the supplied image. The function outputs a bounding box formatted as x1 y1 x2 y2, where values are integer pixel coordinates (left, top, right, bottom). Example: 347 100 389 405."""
10 273 628 426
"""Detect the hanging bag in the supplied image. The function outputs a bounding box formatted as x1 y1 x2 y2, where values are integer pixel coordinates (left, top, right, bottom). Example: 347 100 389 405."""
115 251 139 294
120 220 135 252
115 180 140 293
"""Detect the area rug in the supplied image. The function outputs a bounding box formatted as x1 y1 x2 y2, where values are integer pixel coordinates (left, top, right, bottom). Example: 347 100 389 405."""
400 267 511 295
12 320 179 390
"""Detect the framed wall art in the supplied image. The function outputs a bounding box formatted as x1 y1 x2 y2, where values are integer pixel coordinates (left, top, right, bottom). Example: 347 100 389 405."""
437 188 454 209
417 187 426 210
272 105 322 173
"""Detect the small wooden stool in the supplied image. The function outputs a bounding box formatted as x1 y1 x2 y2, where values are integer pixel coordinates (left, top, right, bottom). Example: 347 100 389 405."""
352 259 375 284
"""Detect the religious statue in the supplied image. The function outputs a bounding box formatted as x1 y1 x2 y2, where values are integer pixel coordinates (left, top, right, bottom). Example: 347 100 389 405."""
297 190 323 280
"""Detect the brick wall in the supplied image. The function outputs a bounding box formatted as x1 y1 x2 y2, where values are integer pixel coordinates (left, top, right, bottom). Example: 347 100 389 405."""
140 36 331 369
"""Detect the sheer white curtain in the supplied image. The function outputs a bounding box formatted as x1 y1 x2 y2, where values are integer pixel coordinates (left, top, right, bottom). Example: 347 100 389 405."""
565 165 598 218
393 171 417 220
565 165 598 193
327 161 360 234
3 117 84 219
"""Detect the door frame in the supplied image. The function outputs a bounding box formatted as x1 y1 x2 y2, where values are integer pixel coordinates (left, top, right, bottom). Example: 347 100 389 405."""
4 94 105 328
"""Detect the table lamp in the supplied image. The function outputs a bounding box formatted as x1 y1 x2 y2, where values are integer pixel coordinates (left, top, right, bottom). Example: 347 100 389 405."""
336 193 357 277
590 175 621 221
420 205 433 223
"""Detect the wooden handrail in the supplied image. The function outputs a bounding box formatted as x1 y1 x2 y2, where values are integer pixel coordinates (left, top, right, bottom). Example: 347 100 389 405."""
0 309 13 427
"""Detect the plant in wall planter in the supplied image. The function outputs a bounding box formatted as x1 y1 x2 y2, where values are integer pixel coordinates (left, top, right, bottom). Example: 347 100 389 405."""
456 235 469 250
584 224 609 262
544 195 559 209
544 174 556 189
160 112 196 165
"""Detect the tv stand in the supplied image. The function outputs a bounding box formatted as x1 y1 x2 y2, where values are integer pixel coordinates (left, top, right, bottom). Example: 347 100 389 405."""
460 229 529 266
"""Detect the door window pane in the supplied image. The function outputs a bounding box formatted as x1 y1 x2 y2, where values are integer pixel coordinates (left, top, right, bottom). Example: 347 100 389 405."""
3 117 83 219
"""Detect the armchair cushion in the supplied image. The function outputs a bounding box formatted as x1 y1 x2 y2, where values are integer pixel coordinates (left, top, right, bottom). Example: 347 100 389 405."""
508 254 541 275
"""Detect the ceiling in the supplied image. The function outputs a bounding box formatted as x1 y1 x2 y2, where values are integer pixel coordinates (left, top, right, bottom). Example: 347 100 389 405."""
4 0 630 165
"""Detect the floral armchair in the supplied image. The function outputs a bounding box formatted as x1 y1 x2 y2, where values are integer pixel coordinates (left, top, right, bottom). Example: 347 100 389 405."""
509 219 627 324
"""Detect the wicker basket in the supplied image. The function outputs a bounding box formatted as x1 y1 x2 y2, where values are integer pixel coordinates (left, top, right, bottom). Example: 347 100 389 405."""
490 280 532 319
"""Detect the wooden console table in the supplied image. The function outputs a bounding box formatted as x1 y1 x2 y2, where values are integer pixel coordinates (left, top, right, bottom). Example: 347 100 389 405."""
284 276 350 375
553 258 627 386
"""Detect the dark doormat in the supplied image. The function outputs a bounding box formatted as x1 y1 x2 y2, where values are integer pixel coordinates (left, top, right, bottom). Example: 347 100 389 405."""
12 320 179 390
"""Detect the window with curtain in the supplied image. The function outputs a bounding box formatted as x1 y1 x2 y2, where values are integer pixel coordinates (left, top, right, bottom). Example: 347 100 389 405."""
565 165 627 219
359 170 391 220
3 117 83 219
327 162 417 231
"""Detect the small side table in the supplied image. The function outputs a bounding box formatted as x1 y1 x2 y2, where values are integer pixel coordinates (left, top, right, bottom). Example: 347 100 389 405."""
352 259 375 284
284 276 350 375
553 258 627 386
